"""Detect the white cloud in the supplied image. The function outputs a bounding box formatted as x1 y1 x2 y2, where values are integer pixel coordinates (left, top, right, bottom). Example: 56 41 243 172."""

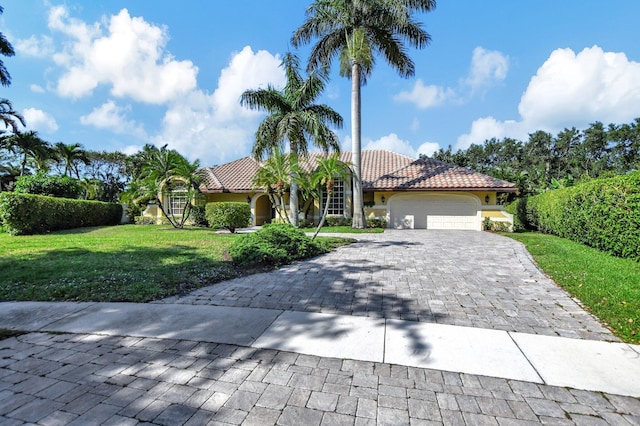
49 6 197 104
15 35 54 57
80 100 147 139
416 142 441 157
464 47 509 95
30 84 46 93
394 79 455 109
457 46 640 149
519 45 640 130
363 133 417 158
154 46 285 165
121 145 142 156
22 108 58 133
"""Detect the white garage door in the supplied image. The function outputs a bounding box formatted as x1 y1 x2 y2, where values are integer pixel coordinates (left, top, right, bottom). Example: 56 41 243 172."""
390 194 480 230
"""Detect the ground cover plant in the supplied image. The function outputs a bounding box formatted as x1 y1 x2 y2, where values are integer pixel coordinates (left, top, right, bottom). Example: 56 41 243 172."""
0 225 352 302
505 232 640 344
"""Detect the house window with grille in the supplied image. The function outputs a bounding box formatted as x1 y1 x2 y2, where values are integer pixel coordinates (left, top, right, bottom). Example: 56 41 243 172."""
322 179 345 215
165 191 188 216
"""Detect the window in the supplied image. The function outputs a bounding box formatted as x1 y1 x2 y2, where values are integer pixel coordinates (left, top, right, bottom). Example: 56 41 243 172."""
322 179 345 215
164 191 188 216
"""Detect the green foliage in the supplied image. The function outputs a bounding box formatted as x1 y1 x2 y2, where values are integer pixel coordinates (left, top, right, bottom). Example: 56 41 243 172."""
13 173 82 199
228 223 324 267
325 216 352 227
523 172 640 260
366 217 387 229
0 192 122 235
205 202 251 233
505 199 527 231
134 216 155 225
189 204 208 227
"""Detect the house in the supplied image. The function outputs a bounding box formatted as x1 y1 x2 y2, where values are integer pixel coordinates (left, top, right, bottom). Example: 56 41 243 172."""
148 150 517 230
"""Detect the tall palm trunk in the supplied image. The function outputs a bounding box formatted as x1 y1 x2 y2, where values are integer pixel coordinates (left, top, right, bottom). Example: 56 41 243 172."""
351 62 365 228
289 148 299 226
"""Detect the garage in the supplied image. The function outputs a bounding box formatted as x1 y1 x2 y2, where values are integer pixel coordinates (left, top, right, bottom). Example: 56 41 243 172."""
389 193 481 230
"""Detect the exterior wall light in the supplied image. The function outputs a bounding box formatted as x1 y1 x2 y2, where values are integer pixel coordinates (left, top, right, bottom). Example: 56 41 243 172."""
381 195 386 203
485 195 490 204
247 196 252 204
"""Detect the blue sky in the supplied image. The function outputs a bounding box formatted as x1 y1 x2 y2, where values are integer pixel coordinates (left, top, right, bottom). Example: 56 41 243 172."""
2 1 640 166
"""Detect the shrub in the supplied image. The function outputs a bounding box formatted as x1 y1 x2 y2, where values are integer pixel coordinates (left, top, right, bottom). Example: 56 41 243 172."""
13 174 82 199
134 216 156 225
189 205 208 227
325 216 352 227
0 192 122 235
228 223 324 267
298 218 315 229
524 172 640 260
205 202 251 233
366 217 387 228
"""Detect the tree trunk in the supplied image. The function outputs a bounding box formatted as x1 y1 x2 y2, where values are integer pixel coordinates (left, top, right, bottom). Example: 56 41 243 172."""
313 189 332 240
289 148 299 227
351 62 365 228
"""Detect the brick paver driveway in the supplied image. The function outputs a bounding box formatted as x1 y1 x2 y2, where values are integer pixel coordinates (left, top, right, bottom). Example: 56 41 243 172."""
157 230 615 342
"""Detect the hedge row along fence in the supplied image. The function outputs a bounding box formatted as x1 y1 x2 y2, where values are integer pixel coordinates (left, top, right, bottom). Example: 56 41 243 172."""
0 192 122 235
510 171 640 261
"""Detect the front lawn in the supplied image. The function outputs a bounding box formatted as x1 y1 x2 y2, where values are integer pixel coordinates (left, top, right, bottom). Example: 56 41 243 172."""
505 232 640 344
0 225 352 303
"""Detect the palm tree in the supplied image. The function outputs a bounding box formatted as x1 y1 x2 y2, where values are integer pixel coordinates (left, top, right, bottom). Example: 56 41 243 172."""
240 52 343 226
122 145 201 229
4 131 53 176
251 148 293 224
292 0 436 228
55 142 90 178
311 153 351 239
0 99 25 134
0 6 15 88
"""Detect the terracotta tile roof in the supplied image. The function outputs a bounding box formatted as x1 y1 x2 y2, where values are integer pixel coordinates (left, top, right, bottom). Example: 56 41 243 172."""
197 150 517 192
197 156 261 192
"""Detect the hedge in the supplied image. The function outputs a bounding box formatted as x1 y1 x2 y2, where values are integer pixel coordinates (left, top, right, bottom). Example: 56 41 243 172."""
13 174 82 199
0 192 123 235
520 172 640 260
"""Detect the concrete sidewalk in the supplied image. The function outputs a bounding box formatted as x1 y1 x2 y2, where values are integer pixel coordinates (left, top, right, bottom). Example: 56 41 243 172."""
2 301 639 398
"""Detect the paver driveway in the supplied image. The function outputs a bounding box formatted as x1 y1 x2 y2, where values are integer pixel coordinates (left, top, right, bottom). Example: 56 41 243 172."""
157 230 615 342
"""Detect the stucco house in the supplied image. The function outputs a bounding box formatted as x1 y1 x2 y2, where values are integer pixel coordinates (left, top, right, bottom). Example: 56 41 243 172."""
147 150 517 230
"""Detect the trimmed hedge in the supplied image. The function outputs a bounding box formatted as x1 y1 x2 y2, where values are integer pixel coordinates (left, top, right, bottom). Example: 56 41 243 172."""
520 172 640 260
0 192 122 235
205 202 251 233
228 223 323 267
13 174 82 199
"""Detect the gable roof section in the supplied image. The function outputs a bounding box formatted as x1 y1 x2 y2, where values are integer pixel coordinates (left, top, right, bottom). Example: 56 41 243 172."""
197 150 517 193
368 156 517 191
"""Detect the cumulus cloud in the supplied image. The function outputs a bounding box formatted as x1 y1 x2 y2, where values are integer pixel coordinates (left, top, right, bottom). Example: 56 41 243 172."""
395 47 508 110
80 100 147 139
416 141 441 157
464 47 509 95
22 108 58 133
457 46 640 150
363 133 418 158
15 35 54 57
49 6 197 103
154 46 285 165
394 79 455 109
30 84 46 93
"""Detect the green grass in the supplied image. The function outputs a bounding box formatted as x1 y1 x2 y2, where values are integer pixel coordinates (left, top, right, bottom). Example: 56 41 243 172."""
302 226 384 234
505 232 640 344
0 225 352 303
